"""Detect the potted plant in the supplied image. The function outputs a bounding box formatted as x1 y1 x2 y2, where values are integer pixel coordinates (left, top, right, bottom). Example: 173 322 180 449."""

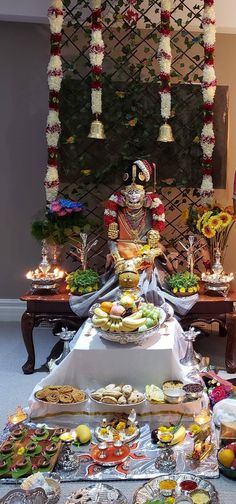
167 271 200 296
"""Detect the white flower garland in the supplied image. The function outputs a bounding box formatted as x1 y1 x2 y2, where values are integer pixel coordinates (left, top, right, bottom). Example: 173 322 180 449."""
158 0 173 122
200 0 216 206
44 0 64 202
89 0 105 117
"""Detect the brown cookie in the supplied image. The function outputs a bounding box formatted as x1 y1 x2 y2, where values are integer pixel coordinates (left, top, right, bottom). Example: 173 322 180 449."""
46 391 60 403
36 388 50 400
71 390 86 403
59 393 73 403
59 385 73 393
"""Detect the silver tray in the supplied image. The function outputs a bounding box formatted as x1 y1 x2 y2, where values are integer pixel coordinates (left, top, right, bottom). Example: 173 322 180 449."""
90 395 146 409
65 483 128 504
97 307 166 345
133 473 219 504
34 391 88 406
94 424 140 444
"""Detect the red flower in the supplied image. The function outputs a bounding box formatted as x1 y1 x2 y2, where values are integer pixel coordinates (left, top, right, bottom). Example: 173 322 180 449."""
104 215 116 226
91 81 102 90
160 27 171 36
92 65 102 75
124 8 139 25
209 385 229 405
155 204 165 216
106 200 118 211
153 221 165 232
92 22 102 31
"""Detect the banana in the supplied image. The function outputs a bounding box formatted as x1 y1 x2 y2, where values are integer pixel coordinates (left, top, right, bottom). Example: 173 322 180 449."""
92 317 104 327
94 308 108 318
172 425 186 445
128 311 143 319
122 317 147 328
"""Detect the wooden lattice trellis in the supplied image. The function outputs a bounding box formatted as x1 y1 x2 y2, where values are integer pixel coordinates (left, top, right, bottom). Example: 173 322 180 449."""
59 0 211 272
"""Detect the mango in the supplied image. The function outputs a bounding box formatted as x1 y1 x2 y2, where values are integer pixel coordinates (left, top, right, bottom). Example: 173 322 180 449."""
75 424 92 444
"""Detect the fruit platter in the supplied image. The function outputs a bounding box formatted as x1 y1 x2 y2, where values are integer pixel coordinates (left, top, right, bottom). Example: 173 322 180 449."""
133 474 219 504
91 294 166 344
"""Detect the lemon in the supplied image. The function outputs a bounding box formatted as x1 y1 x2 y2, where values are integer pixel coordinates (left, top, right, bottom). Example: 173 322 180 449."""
218 448 235 468
172 288 178 293
188 287 193 293
75 424 92 444
179 287 186 293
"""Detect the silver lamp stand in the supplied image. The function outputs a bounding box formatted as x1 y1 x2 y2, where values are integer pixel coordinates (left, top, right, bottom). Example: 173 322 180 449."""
180 327 201 367
55 327 76 366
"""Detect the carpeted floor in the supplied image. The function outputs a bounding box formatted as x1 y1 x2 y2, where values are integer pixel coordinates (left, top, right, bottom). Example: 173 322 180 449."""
0 320 235 503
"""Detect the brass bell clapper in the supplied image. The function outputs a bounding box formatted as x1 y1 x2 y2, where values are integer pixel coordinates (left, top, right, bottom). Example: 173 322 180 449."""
157 121 174 142
88 116 106 140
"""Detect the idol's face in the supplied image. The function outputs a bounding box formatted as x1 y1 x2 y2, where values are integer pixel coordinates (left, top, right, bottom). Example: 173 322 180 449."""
122 183 145 210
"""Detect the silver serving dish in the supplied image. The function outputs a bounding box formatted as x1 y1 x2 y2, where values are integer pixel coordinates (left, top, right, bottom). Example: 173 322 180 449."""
133 473 219 504
34 391 88 406
90 394 146 409
65 483 128 504
96 307 166 345
94 423 140 444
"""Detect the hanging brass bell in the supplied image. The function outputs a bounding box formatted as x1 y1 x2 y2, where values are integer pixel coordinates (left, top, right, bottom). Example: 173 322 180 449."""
88 119 106 140
157 122 174 142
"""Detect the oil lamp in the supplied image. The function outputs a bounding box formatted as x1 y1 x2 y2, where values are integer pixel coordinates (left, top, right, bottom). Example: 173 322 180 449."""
201 247 234 297
26 241 65 293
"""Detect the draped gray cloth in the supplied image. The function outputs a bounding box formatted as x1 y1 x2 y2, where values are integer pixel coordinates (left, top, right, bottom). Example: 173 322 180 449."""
69 265 198 319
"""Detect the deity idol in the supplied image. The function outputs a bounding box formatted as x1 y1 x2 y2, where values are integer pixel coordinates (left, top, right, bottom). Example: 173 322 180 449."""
104 160 168 288
70 160 198 318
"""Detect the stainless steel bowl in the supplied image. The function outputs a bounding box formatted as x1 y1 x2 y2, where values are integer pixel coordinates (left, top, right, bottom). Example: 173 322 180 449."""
183 383 203 400
163 388 186 404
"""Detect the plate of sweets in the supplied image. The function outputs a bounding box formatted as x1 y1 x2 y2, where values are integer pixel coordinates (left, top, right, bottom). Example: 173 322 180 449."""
91 294 165 344
35 385 87 405
95 411 140 444
133 474 219 504
90 383 145 407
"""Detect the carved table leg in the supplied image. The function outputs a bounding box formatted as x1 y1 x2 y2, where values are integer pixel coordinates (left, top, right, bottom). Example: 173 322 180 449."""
21 311 36 374
225 313 236 373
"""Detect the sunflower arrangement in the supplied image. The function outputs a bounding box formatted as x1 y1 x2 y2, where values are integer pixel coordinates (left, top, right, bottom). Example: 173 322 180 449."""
183 204 235 265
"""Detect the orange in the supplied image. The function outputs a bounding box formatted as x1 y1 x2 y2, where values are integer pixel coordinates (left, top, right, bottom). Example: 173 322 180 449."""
100 301 113 313
218 448 235 468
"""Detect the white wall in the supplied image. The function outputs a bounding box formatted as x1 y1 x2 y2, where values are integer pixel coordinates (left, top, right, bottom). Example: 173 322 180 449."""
0 1 236 33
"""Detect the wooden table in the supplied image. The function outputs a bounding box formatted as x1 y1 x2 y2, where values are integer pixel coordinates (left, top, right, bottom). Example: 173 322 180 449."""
20 291 236 375
20 291 82 374
181 292 236 374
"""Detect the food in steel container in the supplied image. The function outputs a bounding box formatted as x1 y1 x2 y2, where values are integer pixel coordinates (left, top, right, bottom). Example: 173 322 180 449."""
162 380 183 390
163 388 186 404
189 489 211 504
183 383 204 400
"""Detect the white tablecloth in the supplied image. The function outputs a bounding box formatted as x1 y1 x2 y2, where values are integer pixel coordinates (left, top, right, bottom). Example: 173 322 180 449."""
28 317 205 422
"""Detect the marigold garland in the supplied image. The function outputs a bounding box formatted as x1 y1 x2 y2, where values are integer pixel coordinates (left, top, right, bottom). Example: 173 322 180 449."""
158 0 173 122
44 0 64 202
89 0 105 117
200 0 216 206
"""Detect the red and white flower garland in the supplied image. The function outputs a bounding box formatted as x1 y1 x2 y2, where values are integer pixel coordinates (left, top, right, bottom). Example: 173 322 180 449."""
158 0 173 122
200 0 216 206
44 0 64 202
89 0 105 117
104 192 165 233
